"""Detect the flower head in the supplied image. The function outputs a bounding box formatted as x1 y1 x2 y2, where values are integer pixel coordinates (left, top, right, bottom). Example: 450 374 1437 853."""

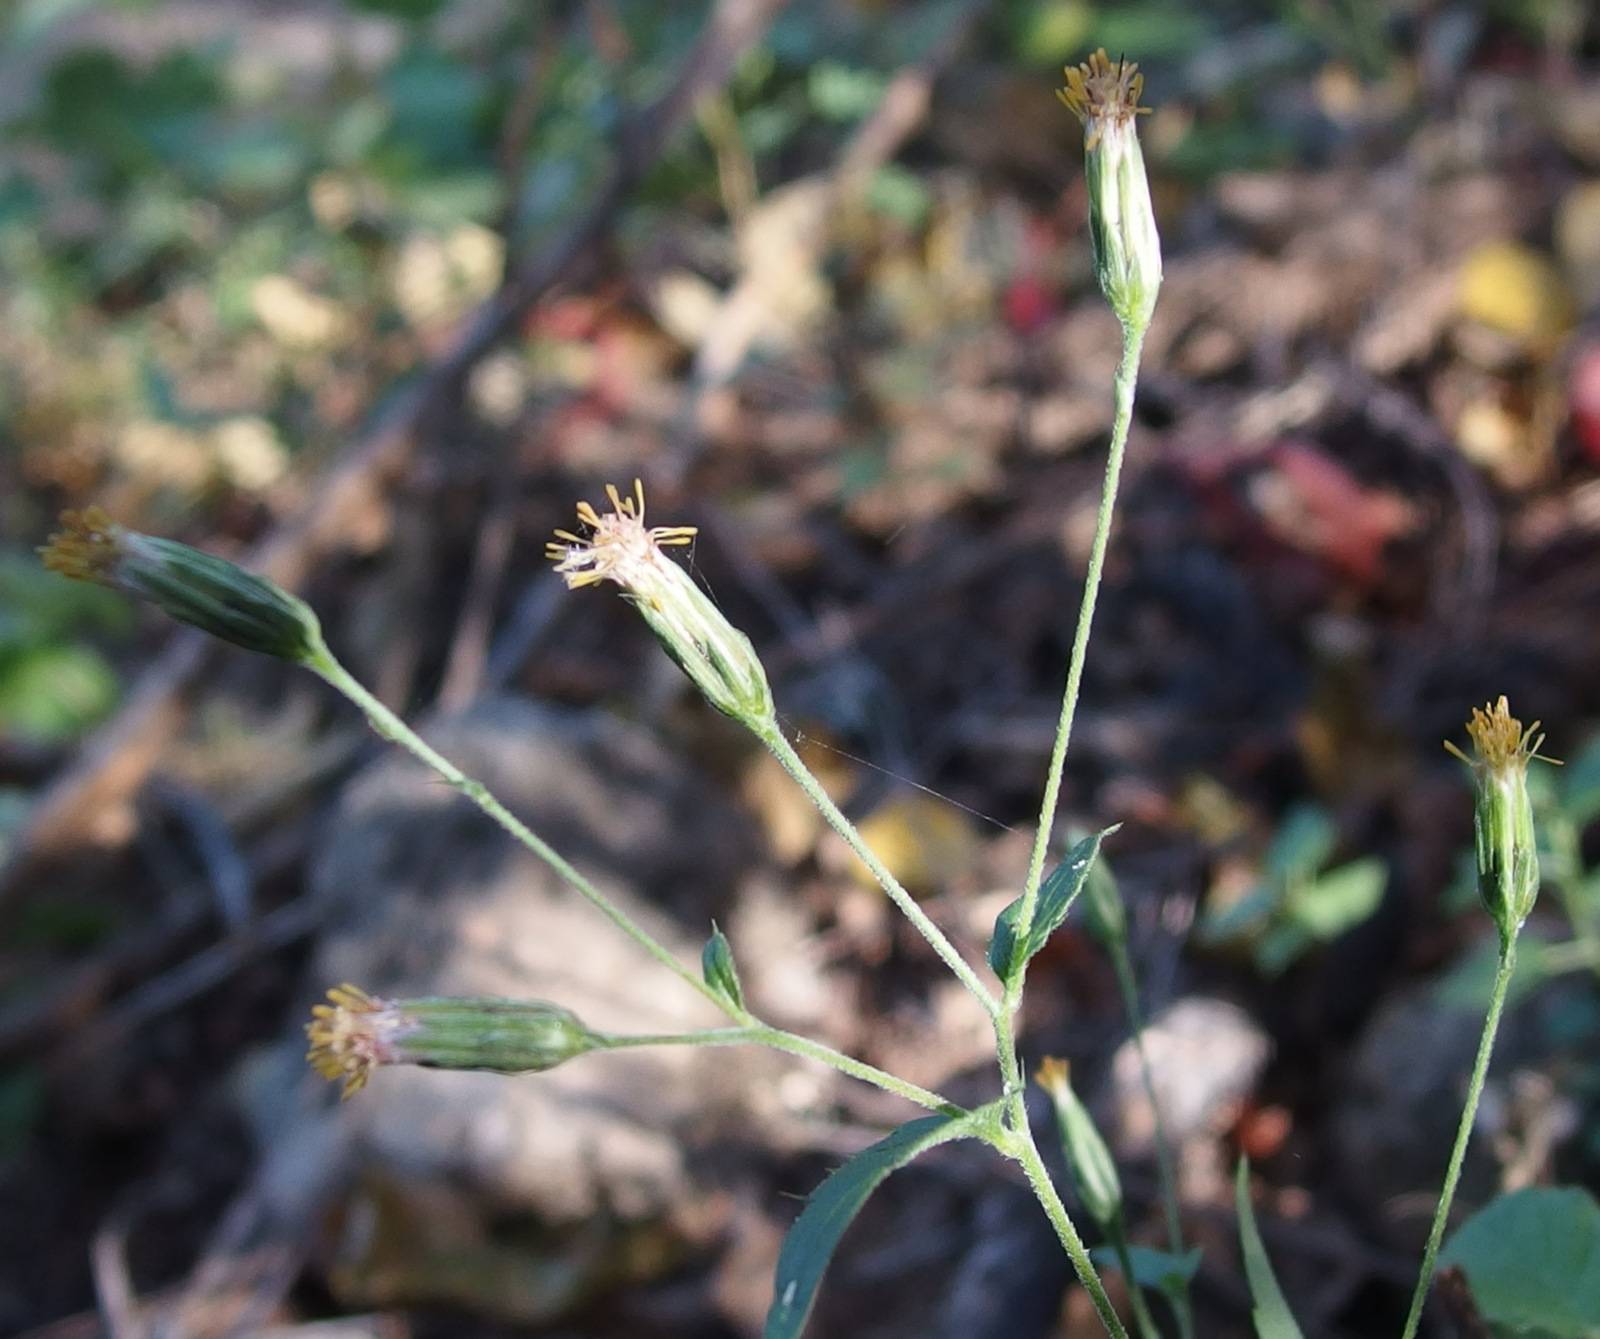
1445 696 1554 775
40 506 323 664
1057 50 1162 332
546 479 698 591
1056 49 1149 151
306 984 399 1099
39 507 124 584
306 984 600 1099
548 480 774 730
1445 697 1559 950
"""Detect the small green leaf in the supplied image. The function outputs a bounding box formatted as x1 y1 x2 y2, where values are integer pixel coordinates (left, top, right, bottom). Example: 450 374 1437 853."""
702 924 744 1011
1285 857 1386 938
1091 1244 1204 1293
1439 1187 1600 1338
1235 1160 1305 1339
0 643 119 741
765 1115 968 1338
806 62 886 122
1265 805 1336 885
988 828 1116 981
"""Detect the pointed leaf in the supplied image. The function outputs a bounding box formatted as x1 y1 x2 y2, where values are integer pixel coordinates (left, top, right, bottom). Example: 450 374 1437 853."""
765 1115 968 1338
1235 1160 1305 1339
988 827 1116 981
702 923 744 1011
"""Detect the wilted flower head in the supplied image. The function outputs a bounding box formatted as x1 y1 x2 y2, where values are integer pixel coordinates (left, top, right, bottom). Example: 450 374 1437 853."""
306 984 397 1098
546 479 699 590
1445 697 1558 949
548 480 775 730
1056 49 1149 150
40 507 323 664
1057 50 1162 332
306 984 599 1099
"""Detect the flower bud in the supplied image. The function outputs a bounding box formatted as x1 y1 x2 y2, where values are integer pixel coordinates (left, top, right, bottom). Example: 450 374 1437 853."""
547 481 775 730
40 507 323 664
306 984 600 1098
1036 1056 1123 1230
1058 50 1162 332
1444 697 1557 952
1082 844 1127 949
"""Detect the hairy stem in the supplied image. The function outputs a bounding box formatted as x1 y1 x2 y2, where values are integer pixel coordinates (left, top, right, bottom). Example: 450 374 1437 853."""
600 1024 964 1115
748 1025 967 1116
312 646 963 1114
1007 321 1146 1005
1400 940 1518 1339
1004 1100 1131 1339
757 721 1000 1018
310 645 729 1011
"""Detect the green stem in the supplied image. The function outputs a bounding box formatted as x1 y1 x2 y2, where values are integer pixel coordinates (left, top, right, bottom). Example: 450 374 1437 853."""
309 644 731 1014
1400 940 1518 1339
750 1025 967 1116
1008 321 1146 1005
599 1025 767 1048
757 722 1000 1019
598 1023 961 1115
1004 1101 1131 1339
1108 1220 1164 1339
1110 944 1190 1283
313 644 964 1116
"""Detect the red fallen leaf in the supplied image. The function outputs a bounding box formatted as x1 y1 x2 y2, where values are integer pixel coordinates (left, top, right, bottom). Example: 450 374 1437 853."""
1571 344 1600 465
1254 440 1417 586
1004 217 1063 335
1003 275 1054 335
1235 1101 1294 1162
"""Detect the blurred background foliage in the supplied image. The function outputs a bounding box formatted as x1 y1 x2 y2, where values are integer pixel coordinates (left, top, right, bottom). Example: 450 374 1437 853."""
3 0 1600 1335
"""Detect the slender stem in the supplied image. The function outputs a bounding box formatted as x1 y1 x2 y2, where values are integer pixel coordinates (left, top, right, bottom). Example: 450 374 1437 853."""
1400 940 1518 1339
314 644 963 1116
757 721 1000 1019
750 1025 967 1117
1008 321 1146 1000
1108 1222 1163 1339
597 1023 962 1113
1110 945 1187 1262
310 645 732 1014
599 1026 767 1048
1005 1100 1131 1339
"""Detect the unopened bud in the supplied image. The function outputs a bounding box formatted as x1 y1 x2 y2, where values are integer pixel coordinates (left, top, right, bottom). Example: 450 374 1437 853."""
1058 50 1162 332
306 984 599 1098
1036 1056 1123 1230
1444 697 1557 951
547 480 775 729
1082 844 1127 948
40 507 322 664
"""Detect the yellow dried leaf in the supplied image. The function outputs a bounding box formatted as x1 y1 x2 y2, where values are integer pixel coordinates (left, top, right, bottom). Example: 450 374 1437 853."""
1457 241 1573 349
848 792 981 897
